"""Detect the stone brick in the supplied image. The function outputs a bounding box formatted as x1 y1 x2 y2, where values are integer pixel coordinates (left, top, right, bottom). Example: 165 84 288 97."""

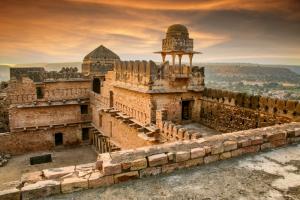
191 147 205 159
88 172 114 189
251 137 263 145
204 155 219 164
185 158 203 167
231 149 243 157
286 129 296 138
139 167 162 177
167 152 174 162
130 158 147 171
61 177 88 193
121 162 132 170
204 146 211 154
295 128 300 137
223 141 237 152
175 151 190 162
102 162 122 176
260 143 271 150
148 153 168 167
161 163 179 173
287 137 300 143
270 139 286 148
0 188 20 200
43 166 75 179
242 145 260 154
21 171 43 184
211 144 224 155
21 180 60 200
114 171 139 183
220 152 231 160
267 131 286 141
238 139 251 148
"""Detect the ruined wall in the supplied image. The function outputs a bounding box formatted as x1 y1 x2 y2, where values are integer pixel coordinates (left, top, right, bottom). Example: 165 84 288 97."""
9 104 90 130
0 126 83 155
7 78 90 104
199 88 297 132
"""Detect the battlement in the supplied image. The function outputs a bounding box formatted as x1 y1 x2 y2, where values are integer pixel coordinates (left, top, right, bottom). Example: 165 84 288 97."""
202 88 300 121
113 60 205 93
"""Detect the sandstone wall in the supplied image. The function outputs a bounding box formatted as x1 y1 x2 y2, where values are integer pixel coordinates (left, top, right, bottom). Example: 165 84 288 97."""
9 104 89 130
0 126 83 155
199 88 297 132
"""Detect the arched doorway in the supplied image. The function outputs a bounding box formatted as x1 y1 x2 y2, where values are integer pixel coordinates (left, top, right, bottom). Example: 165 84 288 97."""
55 132 63 146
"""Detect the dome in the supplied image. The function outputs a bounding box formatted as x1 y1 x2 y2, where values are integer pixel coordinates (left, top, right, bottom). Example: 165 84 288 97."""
166 24 189 38
84 45 120 61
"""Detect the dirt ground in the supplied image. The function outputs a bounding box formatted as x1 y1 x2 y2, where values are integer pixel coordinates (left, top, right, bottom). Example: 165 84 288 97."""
0 145 97 190
182 122 220 137
44 144 300 200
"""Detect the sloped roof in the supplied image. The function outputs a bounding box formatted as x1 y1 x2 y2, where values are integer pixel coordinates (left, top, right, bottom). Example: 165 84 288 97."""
84 45 120 61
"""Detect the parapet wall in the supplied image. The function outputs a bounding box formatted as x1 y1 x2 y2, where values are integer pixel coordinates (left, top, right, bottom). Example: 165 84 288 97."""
2 123 299 199
199 88 298 132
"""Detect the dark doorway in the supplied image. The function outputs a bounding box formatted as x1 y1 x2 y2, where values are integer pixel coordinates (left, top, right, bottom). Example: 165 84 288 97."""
36 87 44 99
109 91 114 108
80 105 88 114
82 128 89 141
55 133 63 146
92 78 101 94
182 101 191 120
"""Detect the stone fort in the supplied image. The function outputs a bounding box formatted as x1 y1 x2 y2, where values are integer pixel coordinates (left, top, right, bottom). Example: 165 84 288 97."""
0 24 300 199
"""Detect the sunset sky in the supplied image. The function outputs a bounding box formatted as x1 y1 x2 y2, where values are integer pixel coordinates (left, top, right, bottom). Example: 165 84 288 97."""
0 0 300 65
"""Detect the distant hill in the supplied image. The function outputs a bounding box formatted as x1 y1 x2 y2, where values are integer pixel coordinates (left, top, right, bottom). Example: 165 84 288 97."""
0 65 10 81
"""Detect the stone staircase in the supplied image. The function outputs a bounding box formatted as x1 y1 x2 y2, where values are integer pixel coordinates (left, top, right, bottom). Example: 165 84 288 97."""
90 126 120 153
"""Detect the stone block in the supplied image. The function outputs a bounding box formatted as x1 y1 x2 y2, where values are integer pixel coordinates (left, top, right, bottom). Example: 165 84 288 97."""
191 147 205 159
260 143 271 150
270 139 286 148
0 188 20 200
242 145 260 154
204 146 211 154
21 180 60 200
167 152 174 162
251 137 263 145
267 131 286 141
61 177 88 193
231 149 243 157
130 158 147 171
211 144 224 155
21 171 43 184
148 153 168 167
185 158 203 167
204 155 219 164
295 128 300 137
223 141 237 152
121 162 132 170
43 166 75 179
238 139 251 148
114 171 139 183
286 129 296 138
220 152 231 160
76 163 95 172
175 151 190 162
102 162 122 176
161 163 179 173
139 167 162 177
88 172 114 189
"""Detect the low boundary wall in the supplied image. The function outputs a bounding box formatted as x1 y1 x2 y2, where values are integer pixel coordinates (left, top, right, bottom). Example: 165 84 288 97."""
1 122 300 199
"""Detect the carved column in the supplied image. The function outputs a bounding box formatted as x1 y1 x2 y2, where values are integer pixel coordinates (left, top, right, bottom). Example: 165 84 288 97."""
189 53 193 67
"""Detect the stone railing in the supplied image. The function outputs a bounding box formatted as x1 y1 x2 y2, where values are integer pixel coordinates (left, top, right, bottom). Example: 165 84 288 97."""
1 123 299 199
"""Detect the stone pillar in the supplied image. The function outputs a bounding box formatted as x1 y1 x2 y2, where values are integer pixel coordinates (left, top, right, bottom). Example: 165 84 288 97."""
189 54 193 67
161 53 166 63
178 54 183 74
172 53 176 67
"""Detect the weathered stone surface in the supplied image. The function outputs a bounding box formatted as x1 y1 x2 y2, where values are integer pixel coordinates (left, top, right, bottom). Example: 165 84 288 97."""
148 153 168 167
114 171 139 183
242 145 260 154
161 163 179 173
121 162 132 170
267 131 286 141
231 149 243 157
76 163 95 172
61 177 88 193
139 167 162 177
0 188 20 200
211 144 224 155
102 162 122 176
220 152 231 160
191 147 205 159
270 139 286 148
238 139 251 148
21 180 60 200
130 158 147 171
88 172 114 189
204 155 219 164
167 152 174 161
223 141 237 152
21 171 43 184
185 158 203 167
175 151 190 162
43 166 75 179
251 137 263 145
260 143 271 150
295 128 300 137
